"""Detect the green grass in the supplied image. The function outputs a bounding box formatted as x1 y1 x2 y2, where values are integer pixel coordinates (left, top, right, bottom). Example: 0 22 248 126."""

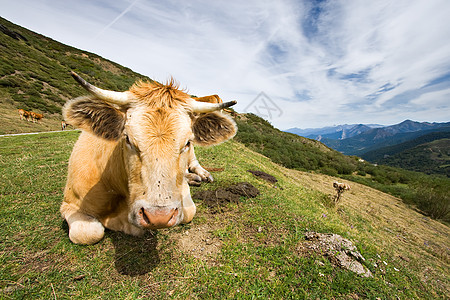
0 132 449 299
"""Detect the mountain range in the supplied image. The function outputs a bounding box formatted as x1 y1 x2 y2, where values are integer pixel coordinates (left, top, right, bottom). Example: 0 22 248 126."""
286 123 382 140
287 120 450 176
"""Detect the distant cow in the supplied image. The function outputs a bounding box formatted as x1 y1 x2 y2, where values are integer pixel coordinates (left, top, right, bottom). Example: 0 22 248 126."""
18 109 30 121
333 182 351 191
30 112 44 123
333 181 351 204
61 72 237 244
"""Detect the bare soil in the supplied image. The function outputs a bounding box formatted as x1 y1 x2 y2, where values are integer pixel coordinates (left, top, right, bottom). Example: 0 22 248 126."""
193 182 260 212
247 169 278 183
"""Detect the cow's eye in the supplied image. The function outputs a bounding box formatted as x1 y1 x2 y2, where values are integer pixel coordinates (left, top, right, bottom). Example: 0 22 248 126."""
181 140 191 153
125 135 139 152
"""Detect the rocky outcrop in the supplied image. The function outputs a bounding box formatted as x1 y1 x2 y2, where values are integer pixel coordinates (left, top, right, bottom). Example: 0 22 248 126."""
298 232 373 277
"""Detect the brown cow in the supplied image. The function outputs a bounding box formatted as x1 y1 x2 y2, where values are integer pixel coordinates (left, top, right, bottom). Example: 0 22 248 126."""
18 109 30 121
333 181 351 204
61 72 237 244
194 94 222 103
194 95 235 115
29 111 44 123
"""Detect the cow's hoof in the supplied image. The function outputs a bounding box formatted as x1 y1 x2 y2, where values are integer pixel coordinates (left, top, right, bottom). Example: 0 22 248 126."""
205 174 214 182
186 173 202 186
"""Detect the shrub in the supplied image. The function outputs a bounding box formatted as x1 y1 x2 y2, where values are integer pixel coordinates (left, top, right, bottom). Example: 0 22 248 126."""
357 170 366 176
413 179 450 221
321 167 338 177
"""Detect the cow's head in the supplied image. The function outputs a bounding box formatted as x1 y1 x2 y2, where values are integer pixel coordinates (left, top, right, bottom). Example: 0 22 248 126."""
64 72 237 230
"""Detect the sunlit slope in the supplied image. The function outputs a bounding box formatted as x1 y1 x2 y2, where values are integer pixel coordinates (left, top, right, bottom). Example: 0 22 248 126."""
1 131 448 298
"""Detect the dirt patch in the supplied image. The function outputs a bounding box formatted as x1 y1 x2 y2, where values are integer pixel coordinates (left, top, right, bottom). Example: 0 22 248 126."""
297 232 372 277
193 182 260 212
173 224 223 265
247 170 278 183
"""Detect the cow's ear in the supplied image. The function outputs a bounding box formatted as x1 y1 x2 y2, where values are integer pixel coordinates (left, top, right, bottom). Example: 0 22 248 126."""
63 96 126 140
192 112 237 146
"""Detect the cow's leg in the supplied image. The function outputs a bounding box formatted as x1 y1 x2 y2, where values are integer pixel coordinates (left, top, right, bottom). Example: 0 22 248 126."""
187 147 213 184
61 204 105 245
102 210 144 237
181 183 196 223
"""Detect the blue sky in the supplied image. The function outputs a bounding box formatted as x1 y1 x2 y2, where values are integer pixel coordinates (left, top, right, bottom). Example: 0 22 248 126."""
1 0 450 129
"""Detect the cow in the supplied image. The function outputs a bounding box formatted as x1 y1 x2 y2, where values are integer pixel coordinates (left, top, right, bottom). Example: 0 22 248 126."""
194 95 222 104
34 112 44 123
18 109 30 121
30 111 44 123
333 181 351 191
61 72 237 244
333 181 351 204
194 95 236 116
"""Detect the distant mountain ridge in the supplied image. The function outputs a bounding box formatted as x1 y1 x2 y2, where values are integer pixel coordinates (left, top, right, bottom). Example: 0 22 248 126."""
285 123 382 140
288 120 450 156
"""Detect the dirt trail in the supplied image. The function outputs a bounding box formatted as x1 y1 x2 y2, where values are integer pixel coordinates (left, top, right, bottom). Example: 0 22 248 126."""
0 129 78 138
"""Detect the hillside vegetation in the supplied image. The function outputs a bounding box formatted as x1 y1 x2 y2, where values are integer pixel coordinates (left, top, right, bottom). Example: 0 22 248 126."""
0 17 147 117
363 132 450 177
0 132 448 298
377 138 450 177
235 113 450 222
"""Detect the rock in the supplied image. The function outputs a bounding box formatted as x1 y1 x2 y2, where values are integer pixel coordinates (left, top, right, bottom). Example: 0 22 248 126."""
301 232 373 277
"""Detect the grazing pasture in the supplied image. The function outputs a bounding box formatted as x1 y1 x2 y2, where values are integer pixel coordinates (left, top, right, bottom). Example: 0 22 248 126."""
0 131 448 299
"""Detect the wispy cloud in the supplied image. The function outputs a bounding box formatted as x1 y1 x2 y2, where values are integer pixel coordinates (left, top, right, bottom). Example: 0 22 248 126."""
94 0 140 39
1 0 450 128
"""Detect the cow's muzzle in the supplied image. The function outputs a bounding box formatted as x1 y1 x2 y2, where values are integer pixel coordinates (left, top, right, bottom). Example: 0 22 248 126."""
138 207 179 229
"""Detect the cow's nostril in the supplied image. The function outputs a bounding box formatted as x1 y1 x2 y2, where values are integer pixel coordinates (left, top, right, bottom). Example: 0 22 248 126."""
140 207 150 225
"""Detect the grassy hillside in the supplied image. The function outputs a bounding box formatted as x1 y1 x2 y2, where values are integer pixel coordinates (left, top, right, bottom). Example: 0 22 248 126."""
0 17 147 119
362 132 450 177
362 131 450 162
235 113 450 222
377 138 450 177
0 131 448 298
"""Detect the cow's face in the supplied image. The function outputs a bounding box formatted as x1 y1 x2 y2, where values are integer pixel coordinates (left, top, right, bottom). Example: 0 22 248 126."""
124 105 195 229
64 73 237 230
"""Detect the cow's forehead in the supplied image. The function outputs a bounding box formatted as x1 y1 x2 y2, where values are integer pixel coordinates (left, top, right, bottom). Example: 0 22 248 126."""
127 106 192 148
129 80 191 108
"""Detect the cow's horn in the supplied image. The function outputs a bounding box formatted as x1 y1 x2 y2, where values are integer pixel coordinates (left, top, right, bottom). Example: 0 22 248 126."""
190 99 237 113
71 71 131 105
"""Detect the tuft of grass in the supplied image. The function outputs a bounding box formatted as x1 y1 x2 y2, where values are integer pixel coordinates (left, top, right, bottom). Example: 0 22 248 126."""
0 132 448 299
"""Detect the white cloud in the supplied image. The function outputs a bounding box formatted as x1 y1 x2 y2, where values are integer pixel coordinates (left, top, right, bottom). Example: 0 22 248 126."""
1 0 449 129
